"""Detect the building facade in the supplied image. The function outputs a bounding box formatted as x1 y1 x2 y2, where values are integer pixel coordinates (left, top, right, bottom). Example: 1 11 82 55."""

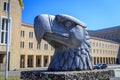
0 0 119 70
0 0 21 70
20 23 54 69
90 37 119 65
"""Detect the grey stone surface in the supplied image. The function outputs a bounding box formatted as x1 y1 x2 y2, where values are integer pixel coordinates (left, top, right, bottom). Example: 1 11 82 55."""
21 69 115 80
110 77 120 80
113 69 120 77
34 14 93 71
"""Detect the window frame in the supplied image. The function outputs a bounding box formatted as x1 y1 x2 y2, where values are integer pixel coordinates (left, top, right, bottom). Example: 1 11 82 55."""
28 31 33 38
29 42 33 49
0 16 12 45
21 30 25 38
20 41 24 49
44 44 48 50
3 2 8 12
37 43 41 50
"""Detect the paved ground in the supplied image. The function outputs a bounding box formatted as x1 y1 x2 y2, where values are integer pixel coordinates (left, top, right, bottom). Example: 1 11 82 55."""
0 67 47 77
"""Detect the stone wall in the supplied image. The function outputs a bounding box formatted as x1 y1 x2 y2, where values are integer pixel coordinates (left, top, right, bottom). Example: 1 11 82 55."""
21 69 115 80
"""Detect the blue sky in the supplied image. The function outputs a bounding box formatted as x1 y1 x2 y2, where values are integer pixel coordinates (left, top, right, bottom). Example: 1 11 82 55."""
22 0 120 30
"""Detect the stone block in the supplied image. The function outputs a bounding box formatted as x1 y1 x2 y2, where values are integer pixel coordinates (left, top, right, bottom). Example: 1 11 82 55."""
21 69 115 80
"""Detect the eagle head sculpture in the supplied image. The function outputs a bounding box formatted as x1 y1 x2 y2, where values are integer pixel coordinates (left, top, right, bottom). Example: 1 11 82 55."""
34 14 93 71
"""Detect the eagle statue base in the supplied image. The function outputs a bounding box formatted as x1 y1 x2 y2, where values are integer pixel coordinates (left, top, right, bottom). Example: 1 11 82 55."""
20 69 115 80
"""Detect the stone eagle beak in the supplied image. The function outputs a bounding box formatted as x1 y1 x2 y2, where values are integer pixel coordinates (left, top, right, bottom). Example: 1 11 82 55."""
34 14 52 43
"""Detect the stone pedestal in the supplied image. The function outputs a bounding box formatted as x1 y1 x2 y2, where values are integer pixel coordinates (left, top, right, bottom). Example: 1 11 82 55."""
20 69 114 80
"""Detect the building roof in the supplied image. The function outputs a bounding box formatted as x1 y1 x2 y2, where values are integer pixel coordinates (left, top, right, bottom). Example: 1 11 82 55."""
91 25 120 33
88 25 120 43
90 36 119 44
22 23 33 27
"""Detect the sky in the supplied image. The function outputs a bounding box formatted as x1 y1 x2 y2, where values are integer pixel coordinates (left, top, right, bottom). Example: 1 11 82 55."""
22 0 120 30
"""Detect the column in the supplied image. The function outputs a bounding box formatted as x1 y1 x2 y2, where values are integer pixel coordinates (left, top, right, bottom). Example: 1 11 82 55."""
48 55 51 65
92 57 94 65
33 55 36 67
25 55 27 68
41 55 44 67
111 58 113 64
105 57 107 64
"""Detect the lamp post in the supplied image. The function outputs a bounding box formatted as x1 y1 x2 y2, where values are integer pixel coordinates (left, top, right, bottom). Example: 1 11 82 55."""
5 0 11 79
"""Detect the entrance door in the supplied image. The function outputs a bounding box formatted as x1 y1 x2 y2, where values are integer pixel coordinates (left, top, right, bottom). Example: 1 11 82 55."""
27 55 33 67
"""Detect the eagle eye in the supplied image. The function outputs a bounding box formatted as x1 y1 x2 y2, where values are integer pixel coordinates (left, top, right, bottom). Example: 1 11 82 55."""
63 21 75 30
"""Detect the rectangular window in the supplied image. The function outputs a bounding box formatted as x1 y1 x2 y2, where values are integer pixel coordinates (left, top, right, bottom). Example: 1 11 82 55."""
3 2 8 12
96 42 98 47
103 50 104 54
44 44 48 50
0 18 9 44
37 43 40 50
93 42 95 46
102 44 104 48
29 32 33 38
99 43 101 47
21 30 25 37
20 41 24 48
51 46 54 50
100 50 102 53
93 49 95 53
90 49 92 53
29 42 33 49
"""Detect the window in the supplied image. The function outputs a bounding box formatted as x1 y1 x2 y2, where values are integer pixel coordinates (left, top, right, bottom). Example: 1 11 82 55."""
96 49 98 53
21 30 25 37
92 42 95 46
36 58 41 67
29 32 33 38
37 43 40 50
20 41 24 48
44 44 48 50
3 2 8 12
103 50 104 54
29 42 33 49
108 45 110 49
51 46 54 50
90 49 92 53
99 43 101 47
105 44 107 48
0 54 4 63
96 42 98 47
100 50 102 53
0 18 9 44
93 49 95 53
20 55 25 68
102 44 104 48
